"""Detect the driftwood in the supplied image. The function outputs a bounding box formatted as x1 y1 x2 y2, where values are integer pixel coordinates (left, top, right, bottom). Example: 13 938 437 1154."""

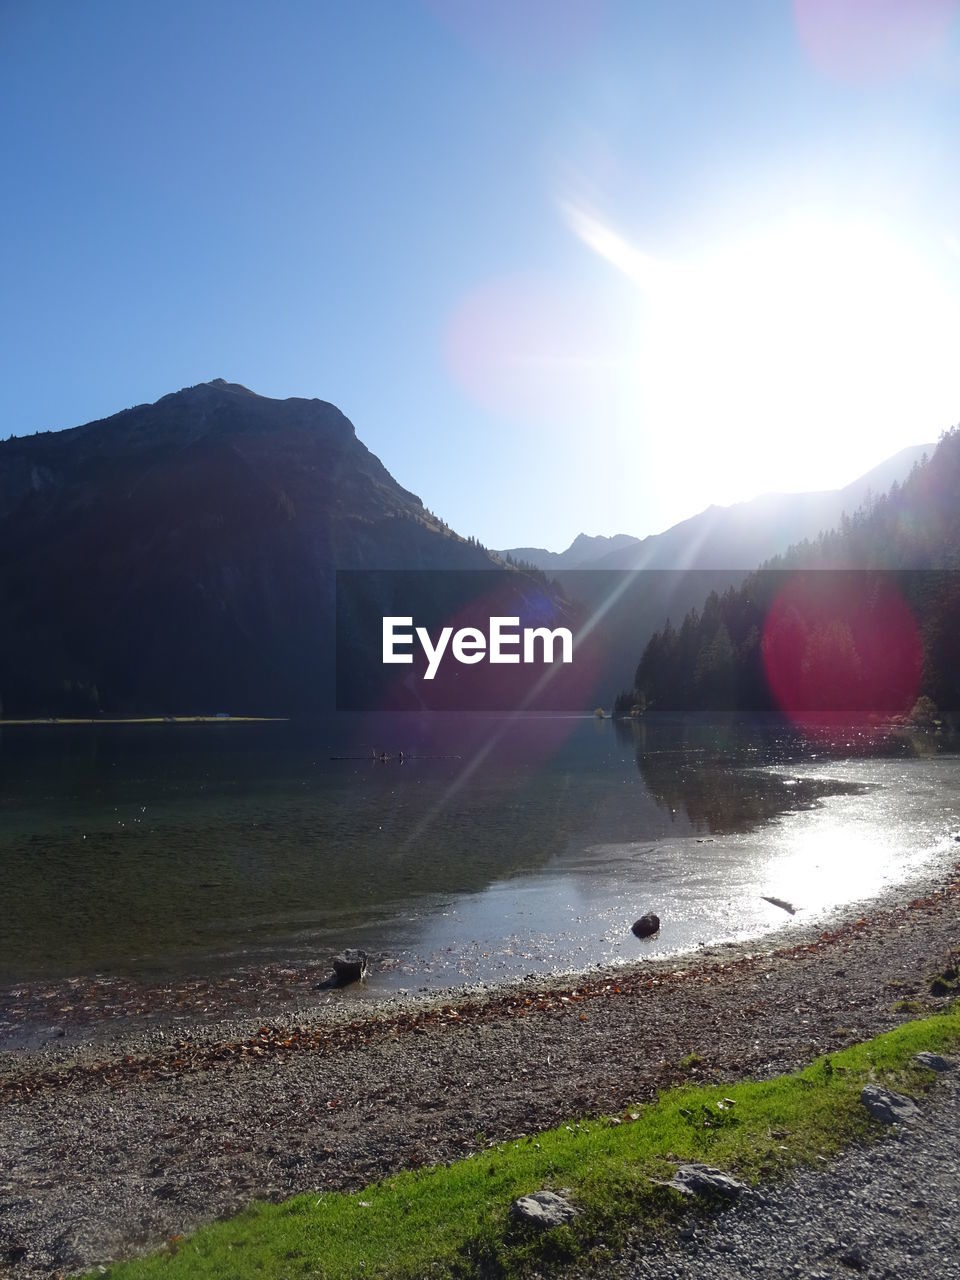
762 895 797 916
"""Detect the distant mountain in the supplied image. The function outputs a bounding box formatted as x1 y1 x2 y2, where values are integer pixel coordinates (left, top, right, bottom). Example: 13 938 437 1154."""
506 532 640 571
620 428 960 717
0 380 503 715
503 445 932 572
499 444 937 709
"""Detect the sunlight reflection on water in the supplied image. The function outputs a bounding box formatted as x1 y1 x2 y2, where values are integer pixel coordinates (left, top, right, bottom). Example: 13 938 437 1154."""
1 720 957 994
403 754 960 987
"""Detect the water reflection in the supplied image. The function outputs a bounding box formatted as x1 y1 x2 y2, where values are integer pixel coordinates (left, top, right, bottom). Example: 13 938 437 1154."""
615 715 946 834
0 716 957 993
633 751 862 836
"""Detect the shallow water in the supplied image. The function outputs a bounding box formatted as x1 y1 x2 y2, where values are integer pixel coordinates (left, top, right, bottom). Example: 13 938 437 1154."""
0 716 957 997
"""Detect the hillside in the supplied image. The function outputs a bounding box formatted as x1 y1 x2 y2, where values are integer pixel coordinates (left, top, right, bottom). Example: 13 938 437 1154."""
0 381 500 715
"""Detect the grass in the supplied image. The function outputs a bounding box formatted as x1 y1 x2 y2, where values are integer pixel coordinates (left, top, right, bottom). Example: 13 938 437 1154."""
891 998 925 1013
83 1006 960 1280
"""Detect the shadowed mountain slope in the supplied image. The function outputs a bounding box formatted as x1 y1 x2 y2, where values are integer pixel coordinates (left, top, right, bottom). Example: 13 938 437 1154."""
0 381 498 714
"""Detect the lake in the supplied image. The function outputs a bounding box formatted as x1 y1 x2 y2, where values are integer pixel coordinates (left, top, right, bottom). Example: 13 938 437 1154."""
1 715 958 1001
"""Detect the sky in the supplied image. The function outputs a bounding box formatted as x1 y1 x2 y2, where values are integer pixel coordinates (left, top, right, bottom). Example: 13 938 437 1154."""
2 0 960 551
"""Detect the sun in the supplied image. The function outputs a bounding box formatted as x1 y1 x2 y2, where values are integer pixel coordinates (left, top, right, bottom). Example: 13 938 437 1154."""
567 205 960 508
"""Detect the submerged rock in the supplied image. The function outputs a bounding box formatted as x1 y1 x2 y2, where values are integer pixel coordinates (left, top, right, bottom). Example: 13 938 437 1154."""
510 1190 577 1229
631 912 661 939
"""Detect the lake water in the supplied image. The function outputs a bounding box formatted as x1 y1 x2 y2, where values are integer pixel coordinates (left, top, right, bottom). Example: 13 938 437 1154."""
1 716 958 998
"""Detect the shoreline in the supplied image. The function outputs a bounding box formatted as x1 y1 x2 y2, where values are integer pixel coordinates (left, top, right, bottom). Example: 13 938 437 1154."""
4 854 959 1083
3 725 957 1065
1 862 957 1277
0 715 288 726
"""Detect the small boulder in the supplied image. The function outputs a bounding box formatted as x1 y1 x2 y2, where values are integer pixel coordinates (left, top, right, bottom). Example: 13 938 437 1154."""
913 1051 955 1073
839 1244 866 1271
860 1084 919 1125
631 912 661 939
665 1163 749 1199
332 949 368 985
509 1190 577 1230
929 964 958 996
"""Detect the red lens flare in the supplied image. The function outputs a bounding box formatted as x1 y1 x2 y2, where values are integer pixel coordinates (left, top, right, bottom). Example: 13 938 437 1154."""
793 0 958 82
761 573 923 738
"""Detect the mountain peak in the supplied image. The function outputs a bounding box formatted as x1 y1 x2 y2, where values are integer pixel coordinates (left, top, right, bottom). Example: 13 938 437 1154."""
160 378 259 404
568 531 637 554
205 378 258 395
144 381 357 440
502 531 641 571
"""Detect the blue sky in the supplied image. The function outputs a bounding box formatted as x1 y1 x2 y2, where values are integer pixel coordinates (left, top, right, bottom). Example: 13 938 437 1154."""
2 1 959 549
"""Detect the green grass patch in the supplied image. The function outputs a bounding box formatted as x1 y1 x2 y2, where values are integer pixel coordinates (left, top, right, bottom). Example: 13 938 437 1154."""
84 1006 960 1280
891 998 925 1014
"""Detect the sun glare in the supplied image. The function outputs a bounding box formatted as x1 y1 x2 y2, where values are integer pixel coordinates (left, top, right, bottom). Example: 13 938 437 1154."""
566 205 960 508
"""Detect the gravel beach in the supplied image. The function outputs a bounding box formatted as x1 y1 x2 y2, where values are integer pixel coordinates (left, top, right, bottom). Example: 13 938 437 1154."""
1 863 958 1278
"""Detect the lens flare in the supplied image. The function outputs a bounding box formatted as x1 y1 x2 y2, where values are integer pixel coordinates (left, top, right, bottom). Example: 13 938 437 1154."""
793 0 958 81
761 573 923 737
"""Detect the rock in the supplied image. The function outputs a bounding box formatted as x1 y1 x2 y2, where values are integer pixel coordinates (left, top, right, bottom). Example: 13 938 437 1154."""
631 912 660 939
839 1244 866 1270
664 1163 750 1199
509 1189 577 1229
913 1051 955 1072
332 949 368 984
929 962 958 996
860 1085 919 1125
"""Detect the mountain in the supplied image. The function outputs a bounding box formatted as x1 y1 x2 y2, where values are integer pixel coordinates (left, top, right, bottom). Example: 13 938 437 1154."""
0 381 940 718
0 380 502 715
503 444 932 572
619 428 960 717
497 445 934 708
506 532 640 571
